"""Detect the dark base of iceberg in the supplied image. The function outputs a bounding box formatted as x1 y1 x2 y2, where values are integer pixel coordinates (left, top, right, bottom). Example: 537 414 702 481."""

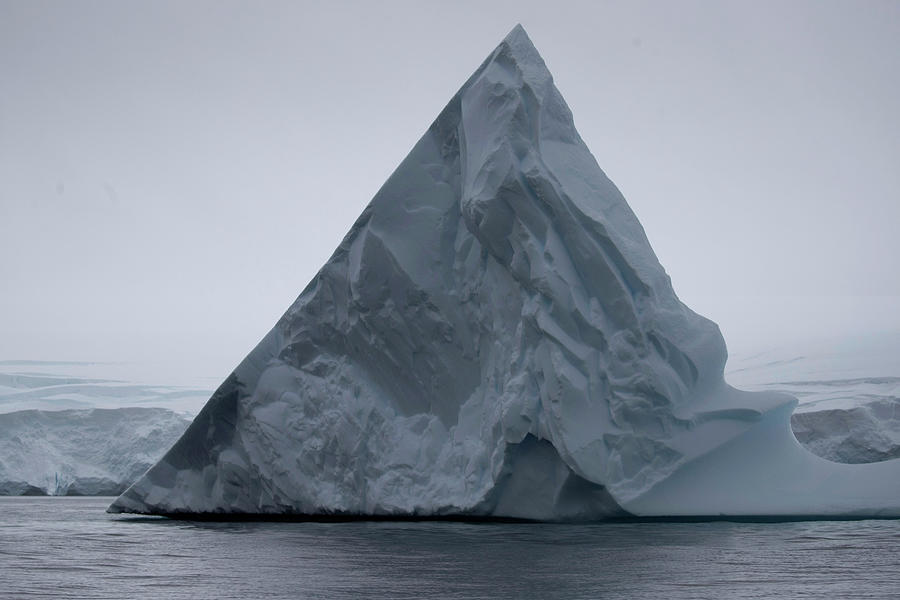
143 512 539 523
139 513 899 524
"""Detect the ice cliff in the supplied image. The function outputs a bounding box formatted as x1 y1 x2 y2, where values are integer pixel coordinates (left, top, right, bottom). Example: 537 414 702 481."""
110 25 900 519
0 408 190 495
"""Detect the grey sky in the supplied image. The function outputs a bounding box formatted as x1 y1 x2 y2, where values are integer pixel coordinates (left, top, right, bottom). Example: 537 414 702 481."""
2 0 898 381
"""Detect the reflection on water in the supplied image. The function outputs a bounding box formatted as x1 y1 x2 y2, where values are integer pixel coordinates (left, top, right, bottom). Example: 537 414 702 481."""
2 497 899 599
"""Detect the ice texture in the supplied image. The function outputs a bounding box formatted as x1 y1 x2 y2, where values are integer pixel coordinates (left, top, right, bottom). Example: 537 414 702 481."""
0 408 190 495
110 26 900 519
792 400 900 464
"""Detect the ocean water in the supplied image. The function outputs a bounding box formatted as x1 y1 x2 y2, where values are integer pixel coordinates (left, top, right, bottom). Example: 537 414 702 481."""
2 498 899 599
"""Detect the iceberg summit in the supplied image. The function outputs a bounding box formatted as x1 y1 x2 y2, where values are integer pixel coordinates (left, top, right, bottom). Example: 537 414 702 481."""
110 26 900 520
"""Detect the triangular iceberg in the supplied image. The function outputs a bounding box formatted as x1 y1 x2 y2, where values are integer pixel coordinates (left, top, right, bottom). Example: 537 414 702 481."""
110 25 900 519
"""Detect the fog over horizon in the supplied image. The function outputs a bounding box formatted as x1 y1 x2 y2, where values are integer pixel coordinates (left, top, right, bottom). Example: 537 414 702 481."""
2 1 898 384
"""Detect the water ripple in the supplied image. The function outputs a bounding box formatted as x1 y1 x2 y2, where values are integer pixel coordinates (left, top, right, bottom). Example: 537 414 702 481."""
2 497 899 599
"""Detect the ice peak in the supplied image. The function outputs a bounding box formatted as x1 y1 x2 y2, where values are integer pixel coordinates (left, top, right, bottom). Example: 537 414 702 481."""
502 23 533 49
489 24 552 89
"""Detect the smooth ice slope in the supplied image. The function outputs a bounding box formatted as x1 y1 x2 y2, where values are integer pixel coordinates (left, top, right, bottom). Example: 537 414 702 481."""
111 26 900 519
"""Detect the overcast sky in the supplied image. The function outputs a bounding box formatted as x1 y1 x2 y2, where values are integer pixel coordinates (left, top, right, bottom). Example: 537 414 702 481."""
2 0 898 383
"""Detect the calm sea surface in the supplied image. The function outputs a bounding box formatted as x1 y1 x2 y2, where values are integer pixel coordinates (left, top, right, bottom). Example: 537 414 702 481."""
2 497 899 599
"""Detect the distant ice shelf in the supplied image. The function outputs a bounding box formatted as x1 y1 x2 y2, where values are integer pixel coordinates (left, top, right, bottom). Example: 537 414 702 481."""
109 25 900 520
0 360 212 415
792 399 900 464
0 407 190 496
727 334 900 465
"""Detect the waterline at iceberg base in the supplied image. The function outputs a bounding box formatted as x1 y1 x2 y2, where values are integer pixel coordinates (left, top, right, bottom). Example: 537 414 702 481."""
109 26 900 521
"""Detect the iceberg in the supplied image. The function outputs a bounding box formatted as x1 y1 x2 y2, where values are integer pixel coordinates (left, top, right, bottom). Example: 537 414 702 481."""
110 25 900 519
